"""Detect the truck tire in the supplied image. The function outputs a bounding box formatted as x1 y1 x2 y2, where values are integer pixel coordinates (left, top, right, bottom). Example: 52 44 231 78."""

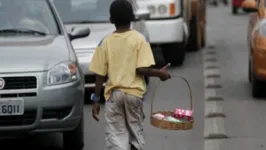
232 6 237 14
252 73 263 98
63 118 84 150
144 76 150 84
201 23 206 48
201 15 206 48
162 42 186 66
188 16 201 51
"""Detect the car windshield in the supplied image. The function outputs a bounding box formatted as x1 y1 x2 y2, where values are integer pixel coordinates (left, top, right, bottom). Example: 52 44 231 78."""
0 0 59 36
53 0 137 24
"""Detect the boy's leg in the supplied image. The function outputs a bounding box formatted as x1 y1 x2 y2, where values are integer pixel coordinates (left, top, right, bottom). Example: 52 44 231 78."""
105 90 130 150
124 93 145 150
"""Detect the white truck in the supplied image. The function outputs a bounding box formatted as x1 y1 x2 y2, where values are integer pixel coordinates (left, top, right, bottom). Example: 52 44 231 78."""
137 0 206 66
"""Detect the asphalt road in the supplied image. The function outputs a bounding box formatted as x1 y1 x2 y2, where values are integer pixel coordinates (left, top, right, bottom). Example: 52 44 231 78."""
207 5 266 150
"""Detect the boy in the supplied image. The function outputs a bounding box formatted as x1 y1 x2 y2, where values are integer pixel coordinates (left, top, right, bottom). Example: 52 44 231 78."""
89 0 171 149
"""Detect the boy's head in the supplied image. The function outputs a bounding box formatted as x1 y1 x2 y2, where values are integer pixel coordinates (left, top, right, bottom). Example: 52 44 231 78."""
109 0 135 28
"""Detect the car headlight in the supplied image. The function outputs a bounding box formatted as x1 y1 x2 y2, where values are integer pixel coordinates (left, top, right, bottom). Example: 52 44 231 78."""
158 5 167 14
148 5 156 15
47 61 80 85
259 19 266 37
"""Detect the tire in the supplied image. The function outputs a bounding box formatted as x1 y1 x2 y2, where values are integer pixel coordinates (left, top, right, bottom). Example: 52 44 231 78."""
63 118 84 150
223 0 228 5
201 23 206 48
144 76 150 84
212 1 218 6
252 75 262 98
162 42 186 66
251 65 263 98
232 6 237 14
187 16 201 51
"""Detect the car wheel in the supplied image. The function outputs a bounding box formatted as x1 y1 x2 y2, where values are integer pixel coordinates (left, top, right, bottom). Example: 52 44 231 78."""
162 42 186 66
201 22 206 48
144 76 150 85
232 6 237 14
63 118 84 150
251 69 262 98
187 16 201 51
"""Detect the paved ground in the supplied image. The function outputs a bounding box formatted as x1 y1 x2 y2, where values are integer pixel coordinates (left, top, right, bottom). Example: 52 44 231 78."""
0 34 204 149
205 4 266 150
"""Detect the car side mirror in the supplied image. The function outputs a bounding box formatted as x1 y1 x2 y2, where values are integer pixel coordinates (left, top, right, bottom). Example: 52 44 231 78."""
242 0 258 13
68 27 90 41
135 9 150 21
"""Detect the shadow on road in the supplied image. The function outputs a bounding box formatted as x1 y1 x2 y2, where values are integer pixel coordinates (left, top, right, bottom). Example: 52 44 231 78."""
0 133 63 150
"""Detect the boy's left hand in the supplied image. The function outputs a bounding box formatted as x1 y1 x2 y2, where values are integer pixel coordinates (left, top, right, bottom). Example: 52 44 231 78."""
92 102 100 121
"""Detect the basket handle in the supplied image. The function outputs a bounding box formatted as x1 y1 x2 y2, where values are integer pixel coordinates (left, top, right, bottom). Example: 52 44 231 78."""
150 75 193 115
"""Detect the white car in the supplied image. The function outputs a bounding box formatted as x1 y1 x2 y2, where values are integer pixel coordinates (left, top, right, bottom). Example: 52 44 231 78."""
53 0 150 91
137 0 191 66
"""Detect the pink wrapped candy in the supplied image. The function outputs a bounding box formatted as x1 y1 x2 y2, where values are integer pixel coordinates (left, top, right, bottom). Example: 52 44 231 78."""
152 113 165 120
173 108 193 121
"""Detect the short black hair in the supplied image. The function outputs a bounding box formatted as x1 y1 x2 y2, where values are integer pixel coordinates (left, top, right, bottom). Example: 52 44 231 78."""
109 0 135 27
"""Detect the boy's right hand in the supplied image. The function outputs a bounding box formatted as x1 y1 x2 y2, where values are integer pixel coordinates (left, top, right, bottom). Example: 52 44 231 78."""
159 63 171 81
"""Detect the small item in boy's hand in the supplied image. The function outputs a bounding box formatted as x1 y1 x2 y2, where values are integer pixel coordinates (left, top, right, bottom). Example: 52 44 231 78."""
164 116 183 123
152 113 165 120
173 108 193 121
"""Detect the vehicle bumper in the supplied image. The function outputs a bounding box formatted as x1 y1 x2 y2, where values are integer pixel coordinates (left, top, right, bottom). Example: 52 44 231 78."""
0 72 84 134
145 17 185 44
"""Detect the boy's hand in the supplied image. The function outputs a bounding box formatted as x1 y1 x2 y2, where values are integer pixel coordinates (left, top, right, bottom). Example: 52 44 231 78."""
159 63 171 81
92 102 100 121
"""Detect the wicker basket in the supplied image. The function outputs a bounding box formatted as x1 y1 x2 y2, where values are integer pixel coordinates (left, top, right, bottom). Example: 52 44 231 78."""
150 76 194 130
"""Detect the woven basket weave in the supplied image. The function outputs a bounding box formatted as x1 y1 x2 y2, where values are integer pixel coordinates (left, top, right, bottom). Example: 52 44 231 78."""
150 76 194 130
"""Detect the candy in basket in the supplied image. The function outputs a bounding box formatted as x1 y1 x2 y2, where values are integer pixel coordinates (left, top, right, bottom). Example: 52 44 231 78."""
150 76 194 130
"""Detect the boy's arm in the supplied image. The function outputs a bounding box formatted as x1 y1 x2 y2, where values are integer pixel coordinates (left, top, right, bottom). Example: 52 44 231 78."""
95 75 105 98
136 38 170 79
89 44 107 98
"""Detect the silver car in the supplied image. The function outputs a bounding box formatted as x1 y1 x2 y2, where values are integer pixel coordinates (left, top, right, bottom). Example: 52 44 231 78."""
0 0 90 149
53 0 150 90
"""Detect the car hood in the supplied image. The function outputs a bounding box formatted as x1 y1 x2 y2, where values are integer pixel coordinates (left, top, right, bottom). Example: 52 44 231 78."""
0 35 69 73
65 23 115 50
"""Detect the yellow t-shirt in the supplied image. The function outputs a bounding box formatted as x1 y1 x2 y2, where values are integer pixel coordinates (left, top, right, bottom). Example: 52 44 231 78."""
89 30 155 100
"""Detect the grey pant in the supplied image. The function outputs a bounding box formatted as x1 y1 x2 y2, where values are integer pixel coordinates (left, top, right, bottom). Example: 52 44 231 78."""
105 90 145 150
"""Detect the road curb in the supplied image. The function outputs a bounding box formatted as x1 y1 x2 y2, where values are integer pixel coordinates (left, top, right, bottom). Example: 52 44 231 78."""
205 78 222 88
204 61 219 69
204 118 228 139
205 101 225 117
204 89 224 101
204 139 223 150
203 45 227 150
204 69 221 78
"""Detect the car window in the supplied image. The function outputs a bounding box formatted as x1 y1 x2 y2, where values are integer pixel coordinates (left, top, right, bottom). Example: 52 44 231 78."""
53 0 137 23
0 0 59 35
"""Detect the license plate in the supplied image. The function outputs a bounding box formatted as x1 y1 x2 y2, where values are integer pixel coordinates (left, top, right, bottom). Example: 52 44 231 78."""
0 98 24 116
